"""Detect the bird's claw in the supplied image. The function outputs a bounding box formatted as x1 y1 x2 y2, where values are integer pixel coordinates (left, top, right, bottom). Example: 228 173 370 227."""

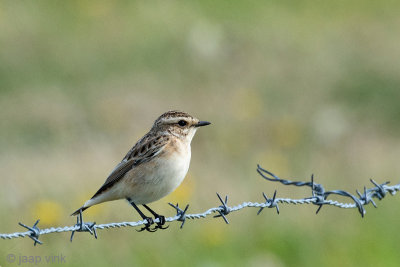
137 226 157 232
136 215 169 232
154 215 169 230
136 217 156 232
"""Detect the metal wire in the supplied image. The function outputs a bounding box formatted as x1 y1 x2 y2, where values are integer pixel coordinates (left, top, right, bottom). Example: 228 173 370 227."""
1 165 399 245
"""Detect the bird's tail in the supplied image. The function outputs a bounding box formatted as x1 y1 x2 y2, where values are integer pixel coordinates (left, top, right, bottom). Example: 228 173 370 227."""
70 206 89 216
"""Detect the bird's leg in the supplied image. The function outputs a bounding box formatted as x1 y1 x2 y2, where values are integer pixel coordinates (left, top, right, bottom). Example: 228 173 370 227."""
142 204 169 230
126 198 156 232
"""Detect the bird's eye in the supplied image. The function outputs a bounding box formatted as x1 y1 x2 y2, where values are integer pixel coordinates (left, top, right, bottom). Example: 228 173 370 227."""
178 120 187 127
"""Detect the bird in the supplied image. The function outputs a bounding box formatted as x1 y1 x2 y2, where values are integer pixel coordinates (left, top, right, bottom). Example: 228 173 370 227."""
71 110 210 231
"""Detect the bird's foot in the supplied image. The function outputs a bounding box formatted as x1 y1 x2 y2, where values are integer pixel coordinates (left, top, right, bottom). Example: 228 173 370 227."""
137 217 157 232
154 215 169 230
137 215 169 232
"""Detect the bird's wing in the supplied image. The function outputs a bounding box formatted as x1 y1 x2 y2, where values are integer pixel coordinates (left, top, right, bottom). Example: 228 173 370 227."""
90 134 170 199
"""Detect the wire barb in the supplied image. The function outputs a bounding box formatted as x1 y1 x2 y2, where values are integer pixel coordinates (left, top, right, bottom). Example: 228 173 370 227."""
370 179 390 199
258 190 279 215
18 219 42 246
214 193 230 224
168 203 189 228
70 209 97 242
310 174 327 214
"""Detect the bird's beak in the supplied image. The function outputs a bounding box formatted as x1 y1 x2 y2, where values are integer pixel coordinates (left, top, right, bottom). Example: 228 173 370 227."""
195 121 211 127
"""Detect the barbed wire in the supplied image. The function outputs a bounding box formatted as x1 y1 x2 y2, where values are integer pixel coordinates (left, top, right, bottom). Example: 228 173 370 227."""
1 164 399 246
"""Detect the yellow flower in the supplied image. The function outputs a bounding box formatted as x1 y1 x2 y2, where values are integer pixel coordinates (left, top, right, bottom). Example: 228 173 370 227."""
32 200 64 226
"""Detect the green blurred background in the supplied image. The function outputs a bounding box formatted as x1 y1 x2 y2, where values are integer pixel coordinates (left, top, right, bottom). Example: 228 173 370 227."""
1 1 400 266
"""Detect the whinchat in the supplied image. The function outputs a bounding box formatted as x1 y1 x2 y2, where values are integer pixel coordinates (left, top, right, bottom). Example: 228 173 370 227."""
72 111 210 231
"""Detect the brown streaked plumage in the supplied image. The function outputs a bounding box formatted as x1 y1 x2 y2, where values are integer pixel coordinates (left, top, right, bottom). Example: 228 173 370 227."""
71 111 210 231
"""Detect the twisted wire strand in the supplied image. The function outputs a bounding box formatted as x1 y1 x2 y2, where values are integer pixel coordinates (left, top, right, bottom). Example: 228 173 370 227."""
1 166 399 244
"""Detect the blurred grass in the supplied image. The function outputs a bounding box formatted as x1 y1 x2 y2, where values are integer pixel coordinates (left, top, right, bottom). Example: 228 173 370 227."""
1 0 400 266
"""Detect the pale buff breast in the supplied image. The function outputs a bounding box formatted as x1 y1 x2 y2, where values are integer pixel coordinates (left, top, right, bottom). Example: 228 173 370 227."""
123 141 192 204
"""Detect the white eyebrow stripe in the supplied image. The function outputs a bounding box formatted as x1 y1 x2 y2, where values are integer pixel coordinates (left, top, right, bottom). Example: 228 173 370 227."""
161 117 190 124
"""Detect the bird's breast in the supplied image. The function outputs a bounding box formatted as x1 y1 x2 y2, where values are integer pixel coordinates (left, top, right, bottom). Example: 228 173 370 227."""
127 142 192 204
155 144 191 190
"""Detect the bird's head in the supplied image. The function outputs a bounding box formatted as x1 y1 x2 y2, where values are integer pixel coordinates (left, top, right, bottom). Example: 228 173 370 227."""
152 110 210 142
